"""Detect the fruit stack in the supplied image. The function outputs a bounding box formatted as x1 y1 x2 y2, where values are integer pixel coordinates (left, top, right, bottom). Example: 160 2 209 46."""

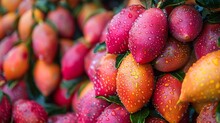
0 0 219 122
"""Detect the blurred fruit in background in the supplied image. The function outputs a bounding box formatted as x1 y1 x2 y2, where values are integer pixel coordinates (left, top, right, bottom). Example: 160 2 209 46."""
0 0 219 122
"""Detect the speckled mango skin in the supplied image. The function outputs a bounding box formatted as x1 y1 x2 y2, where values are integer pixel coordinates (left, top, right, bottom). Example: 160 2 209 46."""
194 23 220 59
116 54 154 113
168 5 203 42
128 8 168 64
106 5 145 54
197 102 218 123
93 54 118 97
179 50 220 103
153 74 188 123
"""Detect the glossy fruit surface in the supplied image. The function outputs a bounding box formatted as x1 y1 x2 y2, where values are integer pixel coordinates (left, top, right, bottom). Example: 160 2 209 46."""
153 74 188 123
129 8 168 63
169 5 203 42
97 104 130 123
93 54 117 97
117 54 154 113
76 83 109 123
154 37 190 72
106 5 145 54
179 50 220 103
13 99 48 123
194 23 220 59
197 102 218 123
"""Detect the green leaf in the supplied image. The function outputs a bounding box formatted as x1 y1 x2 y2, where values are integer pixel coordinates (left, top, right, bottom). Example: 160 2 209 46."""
216 102 220 123
61 77 83 98
59 1 73 12
153 0 160 5
73 3 83 17
207 12 220 24
44 103 67 116
46 19 58 32
201 8 211 20
0 90 3 102
7 80 19 89
13 40 23 47
96 95 122 105
93 0 103 8
93 42 106 53
148 109 163 118
25 42 42 100
34 0 49 13
189 106 196 122
0 6 7 15
34 95 67 116
115 51 130 69
130 106 150 123
0 76 6 87
171 70 185 82
77 81 90 95
34 0 56 13
157 0 185 9
196 0 220 9
195 5 204 13
13 16 20 31
113 2 125 14
141 0 154 9
218 37 220 48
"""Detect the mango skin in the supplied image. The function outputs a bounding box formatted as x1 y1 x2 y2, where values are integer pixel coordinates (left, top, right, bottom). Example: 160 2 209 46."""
194 23 220 59
116 54 154 113
154 37 190 72
61 42 90 80
179 50 220 103
128 8 168 64
32 22 58 63
169 5 203 42
106 5 145 54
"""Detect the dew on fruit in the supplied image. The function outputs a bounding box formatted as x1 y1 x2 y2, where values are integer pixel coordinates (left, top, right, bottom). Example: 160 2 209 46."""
212 58 219 66
168 100 171 104
164 83 169 87
128 13 133 18
169 107 172 111
111 111 116 116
